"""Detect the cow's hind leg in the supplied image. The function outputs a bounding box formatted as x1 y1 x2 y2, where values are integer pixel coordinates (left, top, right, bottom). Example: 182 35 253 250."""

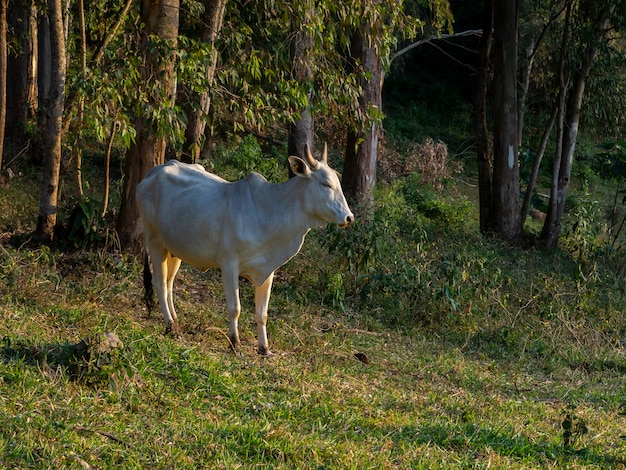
165 254 182 337
148 245 180 338
221 265 242 353
255 272 274 356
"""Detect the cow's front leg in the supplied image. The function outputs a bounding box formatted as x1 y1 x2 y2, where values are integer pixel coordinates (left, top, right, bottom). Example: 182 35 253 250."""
221 266 242 354
255 272 274 356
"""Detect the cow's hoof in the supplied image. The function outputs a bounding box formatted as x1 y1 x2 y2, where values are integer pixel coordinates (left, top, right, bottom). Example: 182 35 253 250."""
257 347 273 357
164 323 183 340
229 341 242 356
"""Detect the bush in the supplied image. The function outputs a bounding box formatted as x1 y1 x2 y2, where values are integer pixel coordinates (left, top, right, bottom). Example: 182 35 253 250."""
66 197 105 248
324 180 476 327
213 134 284 182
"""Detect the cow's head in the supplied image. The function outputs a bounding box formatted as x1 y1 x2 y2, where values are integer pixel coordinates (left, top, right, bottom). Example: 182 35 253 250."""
288 143 354 228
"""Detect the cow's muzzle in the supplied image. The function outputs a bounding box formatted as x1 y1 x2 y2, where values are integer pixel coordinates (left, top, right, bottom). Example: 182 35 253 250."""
339 213 355 228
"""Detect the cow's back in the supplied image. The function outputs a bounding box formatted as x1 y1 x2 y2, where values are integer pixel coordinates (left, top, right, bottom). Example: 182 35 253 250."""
137 160 235 269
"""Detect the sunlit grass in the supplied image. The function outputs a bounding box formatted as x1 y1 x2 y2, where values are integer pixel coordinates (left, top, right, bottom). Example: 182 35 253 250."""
1 155 626 468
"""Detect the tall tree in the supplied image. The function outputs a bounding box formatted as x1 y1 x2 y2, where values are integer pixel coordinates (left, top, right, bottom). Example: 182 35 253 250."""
0 0 7 169
342 20 383 209
287 0 314 166
490 0 521 241
518 0 569 229
180 0 226 164
35 0 66 241
474 0 494 233
6 0 37 143
117 0 179 251
341 0 436 209
541 0 618 248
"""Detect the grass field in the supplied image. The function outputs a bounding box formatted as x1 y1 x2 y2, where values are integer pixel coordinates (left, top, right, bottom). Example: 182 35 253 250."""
1 148 626 469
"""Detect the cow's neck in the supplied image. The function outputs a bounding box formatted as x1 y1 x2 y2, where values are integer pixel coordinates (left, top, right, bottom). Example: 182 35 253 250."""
238 176 319 285
252 175 320 242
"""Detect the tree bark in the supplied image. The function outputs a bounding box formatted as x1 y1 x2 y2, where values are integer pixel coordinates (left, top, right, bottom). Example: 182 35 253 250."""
6 0 37 142
116 0 179 251
491 0 521 241
72 0 87 198
0 0 7 169
519 100 558 225
181 0 226 164
539 1 571 247
287 0 313 173
35 0 66 242
475 0 494 234
541 2 613 248
342 24 383 211
38 13 51 112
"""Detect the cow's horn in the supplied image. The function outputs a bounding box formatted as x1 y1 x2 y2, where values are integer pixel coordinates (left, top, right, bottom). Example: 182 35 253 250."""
304 143 318 168
321 142 328 163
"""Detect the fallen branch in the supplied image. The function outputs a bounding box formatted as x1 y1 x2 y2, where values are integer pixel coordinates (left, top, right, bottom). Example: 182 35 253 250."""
73 426 130 447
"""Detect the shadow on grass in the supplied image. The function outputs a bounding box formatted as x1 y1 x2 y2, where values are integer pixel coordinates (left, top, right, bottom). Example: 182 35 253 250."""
0 334 119 385
390 422 626 467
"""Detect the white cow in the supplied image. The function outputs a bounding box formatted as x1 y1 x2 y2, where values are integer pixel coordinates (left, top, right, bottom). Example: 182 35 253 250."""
137 144 354 355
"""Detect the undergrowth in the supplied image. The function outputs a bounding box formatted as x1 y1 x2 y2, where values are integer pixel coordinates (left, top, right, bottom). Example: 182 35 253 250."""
1 149 626 468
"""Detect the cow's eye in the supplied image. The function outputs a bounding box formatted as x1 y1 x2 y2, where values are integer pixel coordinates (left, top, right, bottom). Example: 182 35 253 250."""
323 182 333 189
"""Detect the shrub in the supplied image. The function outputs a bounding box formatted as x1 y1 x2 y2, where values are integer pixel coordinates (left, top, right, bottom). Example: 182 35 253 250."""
66 197 105 248
213 134 284 182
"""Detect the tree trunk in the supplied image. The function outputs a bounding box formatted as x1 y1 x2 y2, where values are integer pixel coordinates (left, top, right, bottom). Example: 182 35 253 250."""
541 2 612 248
342 24 383 211
117 0 179 251
72 0 87 198
287 0 313 172
516 2 562 148
6 0 37 142
539 1 571 247
35 0 66 242
0 0 7 169
181 0 226 164
519 100 558 225
541 69 589 248
491 0 521 241
475 0 493 233
38 13 51 110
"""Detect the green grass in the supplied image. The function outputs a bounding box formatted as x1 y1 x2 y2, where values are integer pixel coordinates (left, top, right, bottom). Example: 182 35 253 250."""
1 154 626 469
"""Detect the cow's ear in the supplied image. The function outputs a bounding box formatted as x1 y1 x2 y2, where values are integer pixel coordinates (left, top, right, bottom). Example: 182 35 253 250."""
288 156 311 177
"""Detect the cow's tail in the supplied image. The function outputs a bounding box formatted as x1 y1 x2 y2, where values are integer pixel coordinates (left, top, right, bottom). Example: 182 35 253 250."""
143 250 156 314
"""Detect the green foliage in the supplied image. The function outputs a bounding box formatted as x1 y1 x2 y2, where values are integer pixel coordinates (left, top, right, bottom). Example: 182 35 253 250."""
325 180 475 325
562 405 590 451
401 173 472 228
3 158 626 468
562 194 623 263
67 198 106 249
213 134 284 182
596 139 626 181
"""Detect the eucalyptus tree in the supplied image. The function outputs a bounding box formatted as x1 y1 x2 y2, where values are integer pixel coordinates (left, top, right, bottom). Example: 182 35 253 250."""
541 0 624 248
287 0 314 166
116 0 180 250
474 0 626 246
35 0 66 242
0 0 6 169
474 0 493 233
179 0 227 164
340 0 451 209
473 0 522 241
6 0 38 146
491 0 521 241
